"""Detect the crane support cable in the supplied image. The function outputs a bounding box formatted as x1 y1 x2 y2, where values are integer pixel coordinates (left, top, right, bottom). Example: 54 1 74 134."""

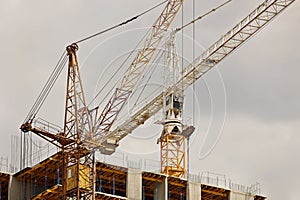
88 28 152 108
24 1 168 123
75 0 168 44
176 0 233 33
130 44 165 112
24 51 68 123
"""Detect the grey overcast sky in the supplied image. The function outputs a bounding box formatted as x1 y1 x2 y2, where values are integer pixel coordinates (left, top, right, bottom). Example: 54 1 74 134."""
0 0 299 199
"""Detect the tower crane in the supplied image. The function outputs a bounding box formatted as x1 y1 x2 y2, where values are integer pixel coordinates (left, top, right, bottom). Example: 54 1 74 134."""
19 0 296 199
20 0 184 199
99 0 296 178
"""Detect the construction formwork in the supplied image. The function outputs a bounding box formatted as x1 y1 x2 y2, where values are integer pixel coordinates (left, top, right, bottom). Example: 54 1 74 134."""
0 152 266 200
0 172 10 199
13 152 62 199
95 162 127 198
201 184 230 200
142 172 166 199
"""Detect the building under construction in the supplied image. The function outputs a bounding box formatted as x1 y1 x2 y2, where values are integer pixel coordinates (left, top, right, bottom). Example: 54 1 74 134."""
0 0 296 199
0 151 266 200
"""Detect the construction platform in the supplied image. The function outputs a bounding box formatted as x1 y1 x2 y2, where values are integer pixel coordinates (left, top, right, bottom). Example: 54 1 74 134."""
0 152 266 199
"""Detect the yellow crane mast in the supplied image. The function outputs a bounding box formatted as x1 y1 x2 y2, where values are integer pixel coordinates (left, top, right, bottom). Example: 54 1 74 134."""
159 32 188 178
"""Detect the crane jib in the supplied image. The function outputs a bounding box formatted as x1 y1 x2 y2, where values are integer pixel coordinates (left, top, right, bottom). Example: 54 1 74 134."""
93 0 185 142
99 0 296 155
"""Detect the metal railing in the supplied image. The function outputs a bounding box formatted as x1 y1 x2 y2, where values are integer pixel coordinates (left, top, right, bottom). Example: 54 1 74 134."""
188 172 262 195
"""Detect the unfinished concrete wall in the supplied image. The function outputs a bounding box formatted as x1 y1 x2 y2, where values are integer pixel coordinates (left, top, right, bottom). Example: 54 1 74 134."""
187 181 201 200
230 190 254 200
127 168 142 200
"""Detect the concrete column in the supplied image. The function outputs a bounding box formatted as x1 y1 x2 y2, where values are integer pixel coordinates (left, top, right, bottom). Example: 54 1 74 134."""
230 190 254 200
187 181 201 200
8 175 22 200
154 177 167 200
127 168 142 200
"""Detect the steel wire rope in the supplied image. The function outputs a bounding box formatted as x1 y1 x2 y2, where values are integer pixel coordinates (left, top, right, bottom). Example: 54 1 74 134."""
192 0 195 126
75 0 168 44
88 0 232 113
116 80 165 124
93 33 165 128
170 0 232 124
24 51 68 122
175 0 233 33
130 85 164 111
24 1 168 133
88 27 152 108
115 84 164 125
129 45 165 113
131 0 236 131
115 37 168 123
181 0 184 104
187 0 196 179
106 0 232 134
81 0 169 111
115 69 162 124
32 55 68 118
25 51 67 121
24 1 168 125
116 32 189 123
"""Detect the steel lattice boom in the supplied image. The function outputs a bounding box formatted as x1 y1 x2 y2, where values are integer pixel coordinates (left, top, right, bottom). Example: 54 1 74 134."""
100 0 296 154
92 0 185 145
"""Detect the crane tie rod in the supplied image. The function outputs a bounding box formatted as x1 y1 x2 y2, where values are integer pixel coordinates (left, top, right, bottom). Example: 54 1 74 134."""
75 0 168 44
175 0 233 33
